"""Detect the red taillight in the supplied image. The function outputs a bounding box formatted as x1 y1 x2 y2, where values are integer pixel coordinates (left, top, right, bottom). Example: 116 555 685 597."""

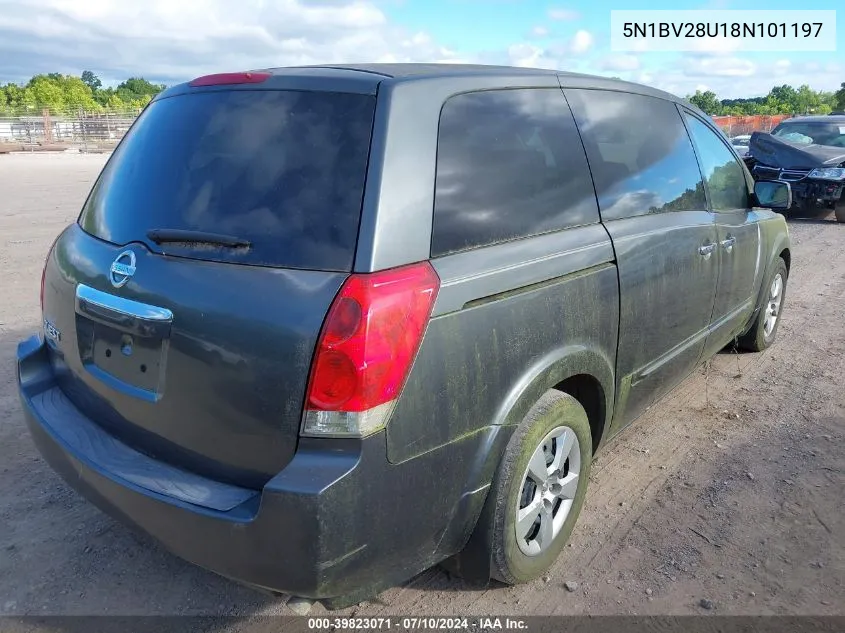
302 262 440 436
40 234 60 312
189 72 271 87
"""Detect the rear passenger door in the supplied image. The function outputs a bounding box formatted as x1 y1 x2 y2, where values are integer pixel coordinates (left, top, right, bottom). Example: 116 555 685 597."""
682 111 762 355
566 89 718 428
391 88 620 461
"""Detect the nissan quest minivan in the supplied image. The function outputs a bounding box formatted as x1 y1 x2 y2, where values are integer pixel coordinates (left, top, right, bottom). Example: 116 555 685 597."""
17 64 792 608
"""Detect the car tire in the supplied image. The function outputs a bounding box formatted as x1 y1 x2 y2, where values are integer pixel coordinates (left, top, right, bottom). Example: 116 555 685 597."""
835 202 845 223
737 257 788 352
487 390 592 585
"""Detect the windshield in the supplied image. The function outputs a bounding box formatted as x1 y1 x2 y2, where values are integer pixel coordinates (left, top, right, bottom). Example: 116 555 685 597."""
771 121 845 148
79 89 376 271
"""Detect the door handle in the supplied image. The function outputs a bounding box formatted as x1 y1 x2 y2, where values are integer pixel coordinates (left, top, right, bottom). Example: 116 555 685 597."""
698 243 716 259
721 236 736 252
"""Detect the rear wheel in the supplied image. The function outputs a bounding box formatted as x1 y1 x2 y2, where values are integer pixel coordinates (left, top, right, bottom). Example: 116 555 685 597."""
487 391 592 584
737 257 788 352
834 202 845 223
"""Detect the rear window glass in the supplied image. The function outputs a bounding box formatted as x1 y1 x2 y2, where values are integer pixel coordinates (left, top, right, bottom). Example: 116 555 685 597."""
566 89 707 221
432 88 599 257
771 122 845 147
79 90 376 271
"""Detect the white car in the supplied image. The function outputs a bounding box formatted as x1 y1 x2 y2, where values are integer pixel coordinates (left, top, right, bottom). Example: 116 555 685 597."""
730 134 752 155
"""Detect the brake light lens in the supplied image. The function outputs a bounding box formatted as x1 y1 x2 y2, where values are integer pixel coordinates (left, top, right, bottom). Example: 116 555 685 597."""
189 72 271 87
302 262 440 437
40 233 61 312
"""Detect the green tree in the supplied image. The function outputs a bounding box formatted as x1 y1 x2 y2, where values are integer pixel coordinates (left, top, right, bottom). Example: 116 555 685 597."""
0 82 25 112
688 89 721 115
835 82 845 111
115 77 165 103
81 70 102 92
19 74 100 113
770 84 798 111
106 92 126 110
60 76 99 110
794 84 821 115
23 75 66 112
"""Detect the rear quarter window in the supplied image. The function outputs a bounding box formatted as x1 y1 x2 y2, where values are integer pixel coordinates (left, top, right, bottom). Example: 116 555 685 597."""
79 90 376 271
432 88 599 257
565 89 706 221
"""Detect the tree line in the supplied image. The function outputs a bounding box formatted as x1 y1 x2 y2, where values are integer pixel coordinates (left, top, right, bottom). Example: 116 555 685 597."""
0 71 165 115
3 71 844 118
687 82 845 116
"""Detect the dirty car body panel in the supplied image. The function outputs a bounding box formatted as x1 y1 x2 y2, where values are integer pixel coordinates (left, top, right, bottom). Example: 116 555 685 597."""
17 63 791 604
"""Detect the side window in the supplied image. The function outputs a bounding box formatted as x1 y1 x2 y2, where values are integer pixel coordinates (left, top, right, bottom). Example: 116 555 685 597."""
565 89 706 221
683 114 750 211
432 89 599 257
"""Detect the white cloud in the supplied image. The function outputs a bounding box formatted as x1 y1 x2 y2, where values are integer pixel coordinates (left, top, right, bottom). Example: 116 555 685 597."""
599 54 640 72
682 55 756 78
0 0 464 84
569 30 594 54
687 36 742 55
637 71 655 85
507 44 557 69
504 28 594 70
1 0 840 105
548 7 580 21
774 59 791 75
631 57 841 100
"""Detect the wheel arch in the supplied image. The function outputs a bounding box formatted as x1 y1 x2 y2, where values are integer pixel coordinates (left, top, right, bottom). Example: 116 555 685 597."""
750 222 791 325
438 345 614 581
492 345 614 451
452 344 615 512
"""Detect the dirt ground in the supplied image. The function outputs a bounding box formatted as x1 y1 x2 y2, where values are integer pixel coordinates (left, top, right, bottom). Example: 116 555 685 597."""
0 153 842 624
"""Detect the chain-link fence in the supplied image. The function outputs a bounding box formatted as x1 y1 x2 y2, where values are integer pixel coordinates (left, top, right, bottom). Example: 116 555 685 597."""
0 107 143 152
0 107 798 154
712 114 791 138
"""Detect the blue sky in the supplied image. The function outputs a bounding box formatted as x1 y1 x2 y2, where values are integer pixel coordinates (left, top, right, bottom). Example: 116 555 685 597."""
382 0 842 96
0 0 840 99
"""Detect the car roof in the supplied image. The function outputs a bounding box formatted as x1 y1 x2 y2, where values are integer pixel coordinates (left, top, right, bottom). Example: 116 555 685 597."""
263 63 685 102
286 63 560 78
160 63 698 117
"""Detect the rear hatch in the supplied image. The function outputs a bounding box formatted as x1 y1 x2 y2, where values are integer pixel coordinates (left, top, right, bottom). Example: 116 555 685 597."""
41 85 376 489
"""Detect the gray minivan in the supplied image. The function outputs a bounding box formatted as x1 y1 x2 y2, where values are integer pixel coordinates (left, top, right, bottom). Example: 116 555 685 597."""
17 64 792 608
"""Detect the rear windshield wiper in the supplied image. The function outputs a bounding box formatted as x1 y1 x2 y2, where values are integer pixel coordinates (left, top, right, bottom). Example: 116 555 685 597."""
146 229 252 249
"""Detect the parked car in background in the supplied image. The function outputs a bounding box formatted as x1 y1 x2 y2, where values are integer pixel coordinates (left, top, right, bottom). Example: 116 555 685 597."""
730 134 752 156
17 64 792 609
744 115 845 222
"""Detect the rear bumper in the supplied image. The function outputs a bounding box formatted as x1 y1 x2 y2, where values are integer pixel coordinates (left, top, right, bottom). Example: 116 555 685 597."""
17 335 496 600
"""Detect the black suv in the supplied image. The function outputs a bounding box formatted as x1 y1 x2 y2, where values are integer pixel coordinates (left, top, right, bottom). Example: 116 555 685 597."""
18 64 792 608
745 115 845 221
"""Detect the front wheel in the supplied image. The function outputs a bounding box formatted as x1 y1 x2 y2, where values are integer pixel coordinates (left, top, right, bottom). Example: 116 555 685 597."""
487 391 592 584
737 257 788 352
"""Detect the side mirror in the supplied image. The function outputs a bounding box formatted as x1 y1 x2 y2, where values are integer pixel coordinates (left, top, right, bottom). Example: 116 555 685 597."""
754 180 792 210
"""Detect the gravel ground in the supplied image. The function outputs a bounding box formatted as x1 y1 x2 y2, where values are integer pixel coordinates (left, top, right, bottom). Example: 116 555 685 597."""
0 153 842 626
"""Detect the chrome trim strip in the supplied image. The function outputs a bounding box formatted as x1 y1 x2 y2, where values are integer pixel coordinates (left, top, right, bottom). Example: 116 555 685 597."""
75 284 173 323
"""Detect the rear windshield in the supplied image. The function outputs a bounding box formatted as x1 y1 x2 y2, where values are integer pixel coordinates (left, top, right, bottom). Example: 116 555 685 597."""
79 90 376 271
771 121 845 148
